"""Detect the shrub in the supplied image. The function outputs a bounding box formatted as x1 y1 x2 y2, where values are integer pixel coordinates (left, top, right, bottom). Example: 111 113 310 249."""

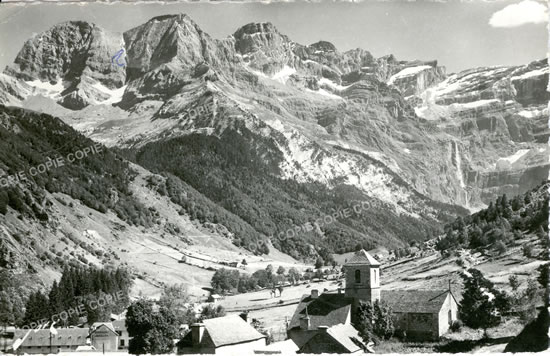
450 320 463 332
523 245 534 258
494 241 507 255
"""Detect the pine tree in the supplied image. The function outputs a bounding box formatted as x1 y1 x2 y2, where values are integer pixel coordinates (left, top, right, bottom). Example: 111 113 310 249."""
354 300 394 344
48 281 63 316
460 269 509 335
22 291 49 327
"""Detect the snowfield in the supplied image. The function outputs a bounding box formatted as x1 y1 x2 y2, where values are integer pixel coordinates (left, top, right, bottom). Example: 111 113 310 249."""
388 65 432 85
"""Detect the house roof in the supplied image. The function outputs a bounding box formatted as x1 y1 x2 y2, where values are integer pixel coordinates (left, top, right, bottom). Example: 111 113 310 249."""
381 290 453 313
200 315 266 348
298 324 365 354
90 322 117 335
326 323 366 353
111 320 127 332
289 292 353 331
344 250 380 267
14 328 89 347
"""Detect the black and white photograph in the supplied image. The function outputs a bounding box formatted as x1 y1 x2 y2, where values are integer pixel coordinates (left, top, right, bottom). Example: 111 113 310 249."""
0 0 548 355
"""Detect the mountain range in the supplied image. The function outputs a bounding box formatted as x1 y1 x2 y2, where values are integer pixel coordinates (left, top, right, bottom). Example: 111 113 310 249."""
0 14 548 288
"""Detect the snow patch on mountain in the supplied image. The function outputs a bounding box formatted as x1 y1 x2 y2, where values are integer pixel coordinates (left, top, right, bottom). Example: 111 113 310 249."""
517 107 547 118
452 99 499 109
91 82 127 105
272 65 296 84
306 88 342 99
319 78 351 91
496 149 531 170
388 65 432 85
25 78 67 100
511 67 549 81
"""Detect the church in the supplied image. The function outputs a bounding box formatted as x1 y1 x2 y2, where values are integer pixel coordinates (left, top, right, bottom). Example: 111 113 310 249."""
288 250 459 351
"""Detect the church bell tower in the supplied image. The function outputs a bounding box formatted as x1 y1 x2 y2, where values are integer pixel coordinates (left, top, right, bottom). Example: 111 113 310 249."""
344 249 381 304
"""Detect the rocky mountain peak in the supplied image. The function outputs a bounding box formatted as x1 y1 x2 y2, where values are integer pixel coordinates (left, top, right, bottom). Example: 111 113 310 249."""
4 20 126 110
148 13 194 24
234 22 280 39
6 20 98 82
233 22 291 54
309 41 337 53
233 22 295 76
123 12 215 76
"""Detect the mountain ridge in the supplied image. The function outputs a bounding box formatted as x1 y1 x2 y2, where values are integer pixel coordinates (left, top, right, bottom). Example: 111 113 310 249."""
0 13 548 263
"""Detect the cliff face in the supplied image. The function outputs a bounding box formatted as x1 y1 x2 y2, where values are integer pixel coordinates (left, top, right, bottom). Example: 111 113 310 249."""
1 14 548 216
5 21 126 110
411 59 549 207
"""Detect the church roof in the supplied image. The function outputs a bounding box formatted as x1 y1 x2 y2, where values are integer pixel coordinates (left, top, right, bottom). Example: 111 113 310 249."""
289 292 353 331
344 249 380 266
381 290 455 313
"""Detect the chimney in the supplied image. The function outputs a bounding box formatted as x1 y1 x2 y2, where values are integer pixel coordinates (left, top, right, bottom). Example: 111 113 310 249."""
239 311 248 323
311 289 319 299
191 323 205 346
299 315 310 330
318 326 329 333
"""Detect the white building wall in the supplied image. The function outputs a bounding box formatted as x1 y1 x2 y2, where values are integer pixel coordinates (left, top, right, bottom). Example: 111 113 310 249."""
438 293 459 337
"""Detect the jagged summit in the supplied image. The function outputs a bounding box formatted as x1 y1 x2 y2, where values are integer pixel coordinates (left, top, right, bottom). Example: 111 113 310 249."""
309 41 337 53
234 22 281 37
149 13 194 23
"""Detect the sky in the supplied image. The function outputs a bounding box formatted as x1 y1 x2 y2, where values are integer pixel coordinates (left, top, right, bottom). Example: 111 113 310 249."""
0 0 547 74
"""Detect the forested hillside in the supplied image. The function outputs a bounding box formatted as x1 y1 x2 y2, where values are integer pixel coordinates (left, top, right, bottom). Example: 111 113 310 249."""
436 181 549 253
130 132 466 260
0 105 155 226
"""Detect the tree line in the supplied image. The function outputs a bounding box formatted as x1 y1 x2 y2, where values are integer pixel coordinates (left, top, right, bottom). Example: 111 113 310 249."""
20 266 132 327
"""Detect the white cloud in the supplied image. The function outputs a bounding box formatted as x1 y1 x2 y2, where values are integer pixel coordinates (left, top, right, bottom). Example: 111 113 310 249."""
489 0 548 28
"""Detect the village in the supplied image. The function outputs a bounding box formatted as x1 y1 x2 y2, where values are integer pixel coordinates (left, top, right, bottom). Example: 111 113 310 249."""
1 243 545 355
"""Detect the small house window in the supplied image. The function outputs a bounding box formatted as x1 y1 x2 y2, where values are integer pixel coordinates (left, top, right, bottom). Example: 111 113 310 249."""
374 270 377 284
448 310 452 325
355 270 361 283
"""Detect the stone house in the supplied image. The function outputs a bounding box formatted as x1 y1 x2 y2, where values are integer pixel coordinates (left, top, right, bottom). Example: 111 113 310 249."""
177 315 266 354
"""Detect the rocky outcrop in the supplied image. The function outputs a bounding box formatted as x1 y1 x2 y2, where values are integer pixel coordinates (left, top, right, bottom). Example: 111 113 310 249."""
387 64 446 96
